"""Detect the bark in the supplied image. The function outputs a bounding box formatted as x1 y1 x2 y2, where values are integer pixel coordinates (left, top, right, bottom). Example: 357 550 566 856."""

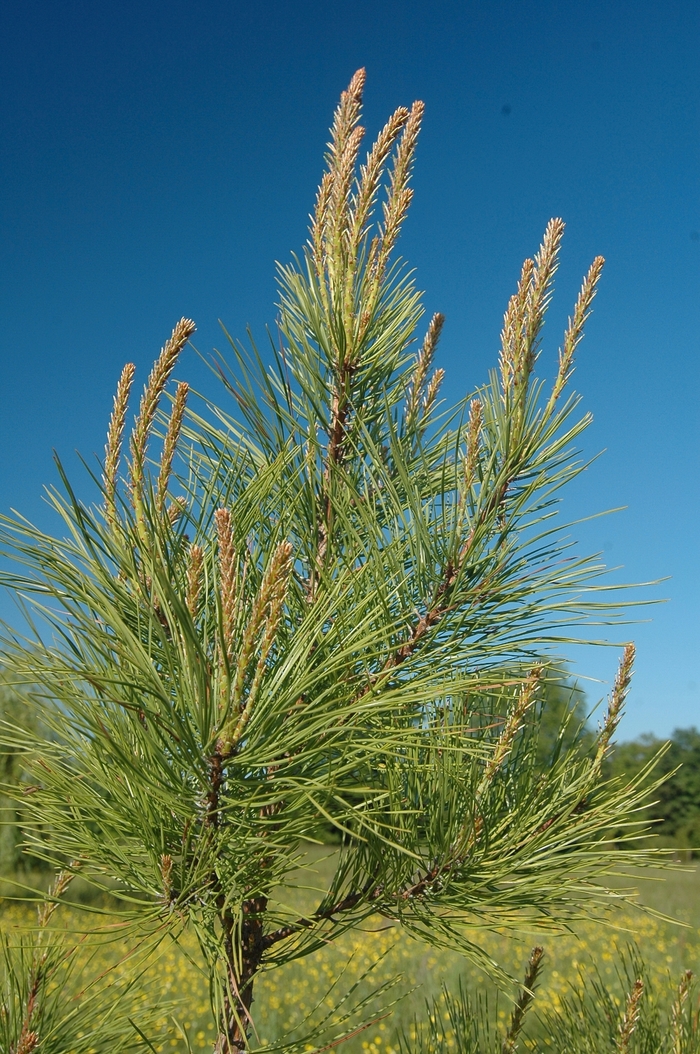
214 896 267 1054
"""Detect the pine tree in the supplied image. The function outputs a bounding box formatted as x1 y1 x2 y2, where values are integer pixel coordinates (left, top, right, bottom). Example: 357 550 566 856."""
0 71 659 1053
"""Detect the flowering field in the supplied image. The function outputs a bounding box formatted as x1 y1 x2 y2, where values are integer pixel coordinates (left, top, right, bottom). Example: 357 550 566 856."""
1 865 698 1052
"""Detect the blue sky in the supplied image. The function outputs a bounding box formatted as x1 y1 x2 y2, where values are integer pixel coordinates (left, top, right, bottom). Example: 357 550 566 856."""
0 0 697 739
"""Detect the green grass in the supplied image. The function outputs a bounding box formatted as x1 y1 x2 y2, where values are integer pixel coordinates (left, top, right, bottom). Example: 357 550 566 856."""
1 858 698 1052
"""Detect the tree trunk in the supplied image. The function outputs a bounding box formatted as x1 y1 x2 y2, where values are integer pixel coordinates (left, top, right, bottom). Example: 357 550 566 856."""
214 896 267 1054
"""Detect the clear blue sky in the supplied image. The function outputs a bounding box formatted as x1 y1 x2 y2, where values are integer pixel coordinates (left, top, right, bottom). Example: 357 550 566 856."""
1 0 697 739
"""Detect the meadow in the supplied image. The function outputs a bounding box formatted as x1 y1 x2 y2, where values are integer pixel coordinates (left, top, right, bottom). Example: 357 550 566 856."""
1 855 698 1052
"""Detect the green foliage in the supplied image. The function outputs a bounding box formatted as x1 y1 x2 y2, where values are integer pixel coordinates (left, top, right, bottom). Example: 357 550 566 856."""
397 947 543 1054
609 729 700 855
0 679 48 876
401 946 700 1053
535 947 700 1054
0 871 167 1054
0 70 666 1052
483 670 593 770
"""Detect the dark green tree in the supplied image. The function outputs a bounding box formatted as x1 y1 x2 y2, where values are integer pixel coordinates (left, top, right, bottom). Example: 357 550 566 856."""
611 727 700 853
0 678 46 875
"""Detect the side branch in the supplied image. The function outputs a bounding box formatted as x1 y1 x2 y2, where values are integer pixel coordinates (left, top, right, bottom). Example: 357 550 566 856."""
308 361 354 599
383 472 512 673
260 878 382 951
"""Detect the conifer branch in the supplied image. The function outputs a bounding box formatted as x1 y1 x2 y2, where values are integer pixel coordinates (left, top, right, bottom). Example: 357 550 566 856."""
186 543 204 619
671 970 694 1054
594 643 635 775
548 254 605 410
218 540 293 756
501 945 544 1054
156 380 189 514
215 508 237 664
404 312 445 435
463 397 483 491
103 361 135 528
348 105 410 258
376 100 424 275
617 978 644 1053
483 670 542 783
130 317 195 533
499 219 566 435
11 869 77 1054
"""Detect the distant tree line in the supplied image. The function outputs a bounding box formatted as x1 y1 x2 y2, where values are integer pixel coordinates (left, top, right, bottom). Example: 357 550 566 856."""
0 677 44 874
608 727 700 856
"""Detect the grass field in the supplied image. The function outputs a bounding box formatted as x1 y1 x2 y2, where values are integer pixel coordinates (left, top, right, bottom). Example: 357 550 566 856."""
1 857 698 1052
